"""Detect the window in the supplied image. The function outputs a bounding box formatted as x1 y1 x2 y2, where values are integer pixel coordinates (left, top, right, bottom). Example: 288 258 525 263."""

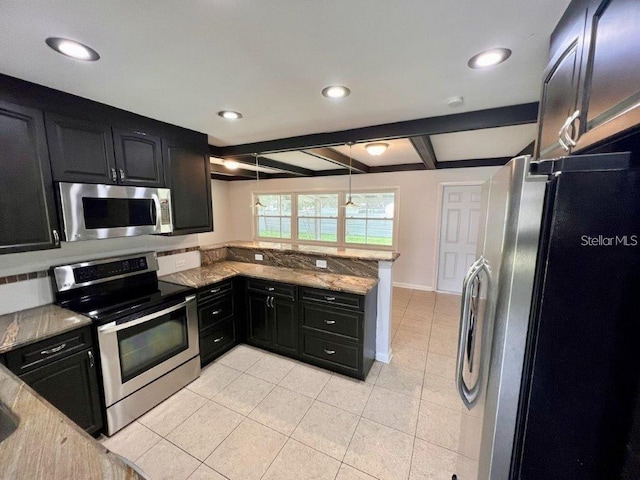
254 190 397 249
345 192 395 246
297 193 338 242
255 194 292 239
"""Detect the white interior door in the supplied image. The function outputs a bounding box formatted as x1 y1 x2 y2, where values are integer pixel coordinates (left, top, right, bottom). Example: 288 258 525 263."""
437 184 482 293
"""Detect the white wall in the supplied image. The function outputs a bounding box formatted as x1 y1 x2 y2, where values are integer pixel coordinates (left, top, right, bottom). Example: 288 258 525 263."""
222 166 499 290
198 179 233 246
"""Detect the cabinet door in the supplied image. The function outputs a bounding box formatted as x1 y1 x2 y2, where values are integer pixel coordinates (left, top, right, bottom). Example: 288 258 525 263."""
272 297 298 355
0 100 60 254
113 128 164 187
537 41 583 159
45 113 117 184
164 143 212 234
248 292 272 348
20 348 103 435
577 0 640 150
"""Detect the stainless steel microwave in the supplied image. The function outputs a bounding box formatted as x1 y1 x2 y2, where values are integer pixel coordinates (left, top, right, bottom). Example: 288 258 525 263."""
58 182 173 241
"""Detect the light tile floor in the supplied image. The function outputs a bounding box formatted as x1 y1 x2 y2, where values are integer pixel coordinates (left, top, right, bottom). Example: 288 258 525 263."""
102 288 463 480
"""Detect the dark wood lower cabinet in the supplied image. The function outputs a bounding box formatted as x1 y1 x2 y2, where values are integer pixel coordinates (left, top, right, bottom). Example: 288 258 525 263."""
19 348 103 435
197 280 238 367
247 292 272 349
272 297 298 356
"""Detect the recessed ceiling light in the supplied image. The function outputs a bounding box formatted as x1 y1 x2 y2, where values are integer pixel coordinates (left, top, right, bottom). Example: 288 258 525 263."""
223 160 240 170
365 142 389 156
468 48 512 69
321 85 351 99
218 110 243 120
45 37 100 61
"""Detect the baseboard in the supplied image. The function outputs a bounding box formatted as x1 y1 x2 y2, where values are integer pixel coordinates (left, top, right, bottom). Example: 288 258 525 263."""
375 349 393 364
393 282 434 291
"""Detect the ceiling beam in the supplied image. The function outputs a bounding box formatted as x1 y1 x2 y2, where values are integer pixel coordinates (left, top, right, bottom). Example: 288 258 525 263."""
210 102 539 156
304 148 370 173
409 136 437 170
209 163 257 178
368 163 427 174
435 157 512 169
209 148 316 176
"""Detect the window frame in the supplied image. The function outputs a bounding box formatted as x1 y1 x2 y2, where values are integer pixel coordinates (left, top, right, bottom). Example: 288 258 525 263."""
253 188 399 250
253 192 294 241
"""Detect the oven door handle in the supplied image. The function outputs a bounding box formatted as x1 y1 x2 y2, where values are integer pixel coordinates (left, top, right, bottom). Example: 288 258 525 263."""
98 294 196 334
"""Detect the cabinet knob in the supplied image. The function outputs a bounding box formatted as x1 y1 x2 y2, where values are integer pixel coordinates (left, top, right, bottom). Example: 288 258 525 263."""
213 336 225 343
325 296 336 301
88 350 95 368
119 168 126 181
110 168 117 182
324 319 336 325
52 229 60 246
210 288 221 294
323 349 336 355
266 287 275 292
211 309 222 316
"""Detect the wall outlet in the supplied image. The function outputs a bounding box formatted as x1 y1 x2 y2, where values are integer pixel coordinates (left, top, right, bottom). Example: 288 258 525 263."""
316 259 327 268
255 253 264 261
175 260 186 268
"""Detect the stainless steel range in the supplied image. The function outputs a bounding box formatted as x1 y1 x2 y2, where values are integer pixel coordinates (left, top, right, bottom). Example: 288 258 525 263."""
52 252 199 435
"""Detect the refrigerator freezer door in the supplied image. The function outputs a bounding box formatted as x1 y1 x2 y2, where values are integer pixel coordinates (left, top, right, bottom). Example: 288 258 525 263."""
454 157 546 480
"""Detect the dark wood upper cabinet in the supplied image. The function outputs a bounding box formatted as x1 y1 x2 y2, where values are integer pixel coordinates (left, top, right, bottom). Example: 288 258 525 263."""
538 0 640 158
113 128 164 187
163 140 213 235
0 100 60 254
45 113 117 184
576 0 640 151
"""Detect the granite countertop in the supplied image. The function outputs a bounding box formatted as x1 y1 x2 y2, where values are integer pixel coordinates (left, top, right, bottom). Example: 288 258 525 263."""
0 364 143 479
201 241 401 262
0 304 92 354
160 261 378 295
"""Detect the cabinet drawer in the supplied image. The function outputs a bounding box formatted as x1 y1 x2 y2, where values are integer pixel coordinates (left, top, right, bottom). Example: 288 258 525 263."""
198 295 234 331
6 326 93 375
301 303 361 340
300 287 363 311
301 333 359 371
197 280 233 304
200 318 235 364
247 279 296 299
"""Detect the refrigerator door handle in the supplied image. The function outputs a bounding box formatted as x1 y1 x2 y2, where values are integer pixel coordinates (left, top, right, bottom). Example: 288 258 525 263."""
456 257 489 409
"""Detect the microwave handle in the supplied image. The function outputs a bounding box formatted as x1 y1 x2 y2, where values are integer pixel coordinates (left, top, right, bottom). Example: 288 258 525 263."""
151 196 159 228
98 295 196 334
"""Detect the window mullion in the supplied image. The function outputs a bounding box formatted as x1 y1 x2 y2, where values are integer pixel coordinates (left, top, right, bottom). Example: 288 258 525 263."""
338 191 346 247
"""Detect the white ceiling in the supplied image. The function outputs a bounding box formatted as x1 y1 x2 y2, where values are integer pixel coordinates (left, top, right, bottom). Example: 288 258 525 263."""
263 152 338 171
431 123 538 161
0 0 570 148
333 139 422 166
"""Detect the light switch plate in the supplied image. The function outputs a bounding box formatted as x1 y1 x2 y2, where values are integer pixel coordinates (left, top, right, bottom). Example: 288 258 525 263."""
316 259 327 268
255 253 264 261
175 260 186 268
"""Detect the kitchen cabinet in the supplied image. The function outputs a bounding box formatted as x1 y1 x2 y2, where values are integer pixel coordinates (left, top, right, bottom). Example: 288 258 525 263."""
299 286 377 380
246 280 299 356
197 280 237 366
0 100 60 255
537 0 640 159
45 113 117 184
113 128 164 187
3 326 103 435
163 139 213 235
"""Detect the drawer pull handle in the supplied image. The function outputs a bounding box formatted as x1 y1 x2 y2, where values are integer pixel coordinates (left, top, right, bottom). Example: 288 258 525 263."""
325 296 336 301
266 287 275 292
323 349 336 355
324 320 336 325
211 309 222 316
41 343 67 355
88 350 94 368
214 336 225 343
210 288 221 294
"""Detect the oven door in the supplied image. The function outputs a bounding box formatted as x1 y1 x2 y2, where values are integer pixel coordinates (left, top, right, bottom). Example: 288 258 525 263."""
97 294 198 407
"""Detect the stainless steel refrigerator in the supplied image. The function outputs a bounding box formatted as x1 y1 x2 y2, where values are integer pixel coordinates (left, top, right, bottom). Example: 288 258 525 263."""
454 152 640 480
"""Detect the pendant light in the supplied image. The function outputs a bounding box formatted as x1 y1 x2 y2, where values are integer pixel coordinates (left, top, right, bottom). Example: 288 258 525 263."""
254 153 265 208
344 142 355 207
